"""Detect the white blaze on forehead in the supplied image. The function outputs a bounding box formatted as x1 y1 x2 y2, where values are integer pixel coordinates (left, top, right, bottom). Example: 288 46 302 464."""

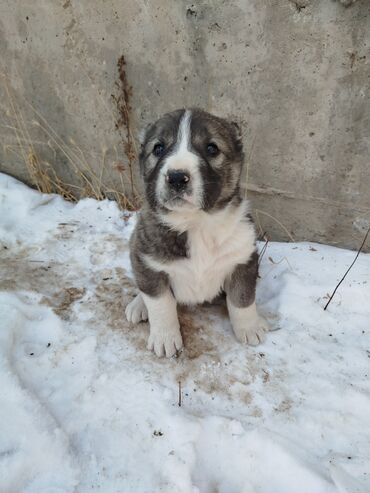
156 109 203 209
177 110 192 152
164 110 197 171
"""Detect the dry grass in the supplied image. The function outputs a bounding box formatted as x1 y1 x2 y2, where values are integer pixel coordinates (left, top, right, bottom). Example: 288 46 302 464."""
0 58 140 211
254 209 295 242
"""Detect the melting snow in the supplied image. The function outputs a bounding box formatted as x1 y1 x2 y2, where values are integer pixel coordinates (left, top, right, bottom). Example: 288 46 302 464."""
0 173 369 493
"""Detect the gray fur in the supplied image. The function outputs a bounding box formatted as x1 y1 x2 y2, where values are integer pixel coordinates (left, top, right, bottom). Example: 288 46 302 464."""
130 108 258 303
225 251 259 308
129 206 187 297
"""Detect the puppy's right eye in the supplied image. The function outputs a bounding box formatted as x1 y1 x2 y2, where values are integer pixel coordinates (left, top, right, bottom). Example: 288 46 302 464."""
206 143 219 157
153 143 165 157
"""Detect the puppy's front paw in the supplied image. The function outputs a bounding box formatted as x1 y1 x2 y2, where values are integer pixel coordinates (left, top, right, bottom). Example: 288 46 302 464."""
125 293 148 324
233 316 269 346
227 301 270 346
148 326 183 358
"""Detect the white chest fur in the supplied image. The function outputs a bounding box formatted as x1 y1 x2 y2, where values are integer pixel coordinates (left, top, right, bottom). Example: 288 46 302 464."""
143 201 256 304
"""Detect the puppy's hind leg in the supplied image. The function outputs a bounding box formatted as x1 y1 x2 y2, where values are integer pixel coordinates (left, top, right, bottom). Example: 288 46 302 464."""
125 293 148 324
227 300 269 345
225 251 269 346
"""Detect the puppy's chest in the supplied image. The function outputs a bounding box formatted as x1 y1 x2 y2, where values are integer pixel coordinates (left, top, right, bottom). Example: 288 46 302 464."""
164 222 255 304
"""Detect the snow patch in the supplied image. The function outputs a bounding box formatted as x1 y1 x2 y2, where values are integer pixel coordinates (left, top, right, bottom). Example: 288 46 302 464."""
0 172 369 492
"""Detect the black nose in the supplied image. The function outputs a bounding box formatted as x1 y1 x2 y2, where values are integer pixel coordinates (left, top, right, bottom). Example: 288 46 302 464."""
166 170 190 191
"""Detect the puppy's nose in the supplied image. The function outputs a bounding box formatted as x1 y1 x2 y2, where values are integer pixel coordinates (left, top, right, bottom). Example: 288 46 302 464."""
166 170 190 191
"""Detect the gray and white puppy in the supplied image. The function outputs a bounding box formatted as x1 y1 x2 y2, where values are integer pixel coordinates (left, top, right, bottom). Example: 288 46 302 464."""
126 108 268 357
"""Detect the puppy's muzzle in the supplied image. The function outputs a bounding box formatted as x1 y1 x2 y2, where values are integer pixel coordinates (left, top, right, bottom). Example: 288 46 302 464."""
166 170 190 192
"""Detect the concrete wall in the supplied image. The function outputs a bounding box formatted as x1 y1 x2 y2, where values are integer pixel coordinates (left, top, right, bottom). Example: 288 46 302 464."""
0 0 369 250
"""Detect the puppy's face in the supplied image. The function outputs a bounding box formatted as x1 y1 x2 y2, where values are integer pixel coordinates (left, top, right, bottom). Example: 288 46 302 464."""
139 108 244 213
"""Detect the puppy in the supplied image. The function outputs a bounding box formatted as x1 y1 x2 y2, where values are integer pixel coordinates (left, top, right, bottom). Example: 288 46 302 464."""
125 108 268 357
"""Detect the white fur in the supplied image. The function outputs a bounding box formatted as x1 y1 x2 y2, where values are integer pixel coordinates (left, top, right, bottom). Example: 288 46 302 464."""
156 110 203 209
125 293 148 324
141 290 183 358
226 300 269 346
143 200 256 305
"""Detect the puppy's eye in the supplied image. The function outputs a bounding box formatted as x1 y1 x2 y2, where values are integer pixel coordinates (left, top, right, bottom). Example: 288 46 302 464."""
206 143 219 157
153 143 165 157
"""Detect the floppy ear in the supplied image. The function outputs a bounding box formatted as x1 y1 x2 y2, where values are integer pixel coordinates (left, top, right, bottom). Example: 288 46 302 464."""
230 122 242 138
229 120 244 155
232 121 248 197
230 121 242 141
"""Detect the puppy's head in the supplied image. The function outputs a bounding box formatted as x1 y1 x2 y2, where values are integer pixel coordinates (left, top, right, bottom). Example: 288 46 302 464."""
139 108 244 213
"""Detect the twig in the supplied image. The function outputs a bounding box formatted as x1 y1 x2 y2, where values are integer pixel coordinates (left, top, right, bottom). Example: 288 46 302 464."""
268 255 293 271
178 381 182 407
257 230 267 242
258 233 269 266
255 209 295 242
324 227 370 311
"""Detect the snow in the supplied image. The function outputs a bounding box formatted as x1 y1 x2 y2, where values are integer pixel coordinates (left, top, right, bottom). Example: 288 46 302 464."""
0 172 369 493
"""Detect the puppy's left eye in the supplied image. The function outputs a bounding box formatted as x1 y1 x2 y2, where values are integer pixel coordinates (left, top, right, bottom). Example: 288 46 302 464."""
153 143 165 157
206 143 219 157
